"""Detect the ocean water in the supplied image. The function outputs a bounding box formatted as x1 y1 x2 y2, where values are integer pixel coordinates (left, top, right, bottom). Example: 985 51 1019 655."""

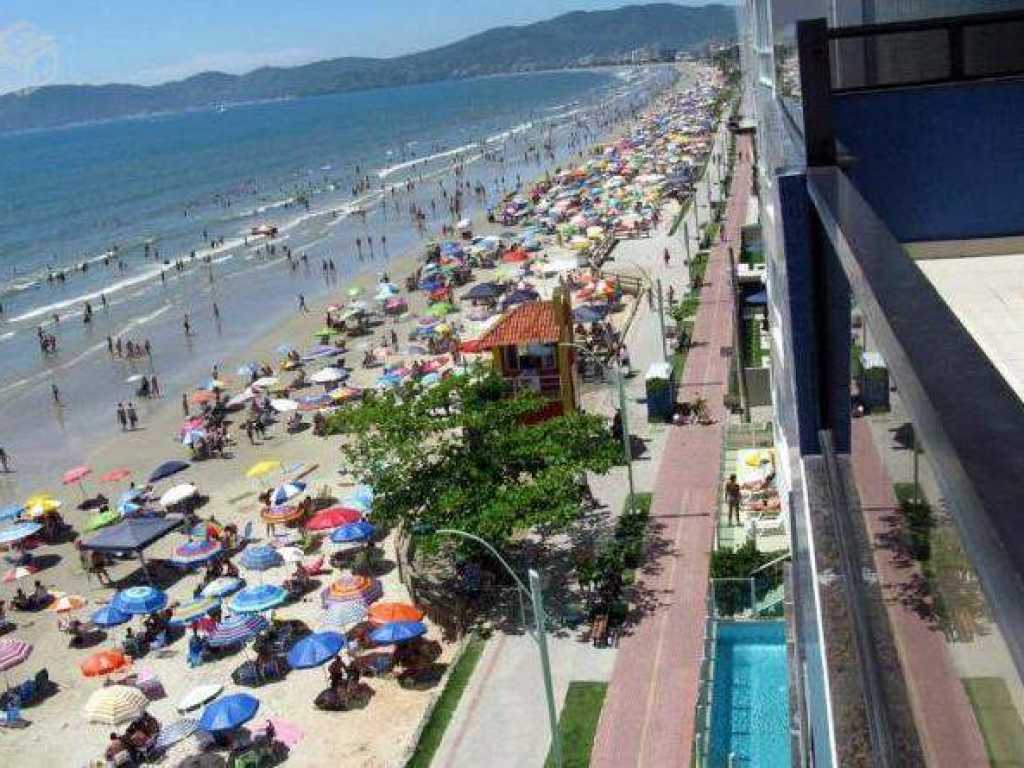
0 66 677 500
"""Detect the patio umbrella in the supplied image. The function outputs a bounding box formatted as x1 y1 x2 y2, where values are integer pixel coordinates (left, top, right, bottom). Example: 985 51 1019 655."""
62 464 92 492
305 506 361 531
260 505 303 525
171 538 223 568
178 683 223 713
321 601 368 630
2 564 38 583
85 685 149 725
240 545 282 572
207 614 268 648
149 460 190 483
100 468 132 483
269 398 298 413
85 508 120 532
0 504 23 522
368 602 425 625
228 584 287 614
320 573 382 608
270 481 305 506
286 631 345 669
91 605 131 627
160 483 197 507
330 520 376 544
112 585 168 615
152 718 199 752
370 620 427 645
199 693 259 732
0 638 32 676
201 577 243 599
246 460 281 479
169 597 220 626
80 649 130 678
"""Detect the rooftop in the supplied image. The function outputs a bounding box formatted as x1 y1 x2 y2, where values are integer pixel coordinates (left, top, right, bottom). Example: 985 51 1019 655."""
478 300 561 349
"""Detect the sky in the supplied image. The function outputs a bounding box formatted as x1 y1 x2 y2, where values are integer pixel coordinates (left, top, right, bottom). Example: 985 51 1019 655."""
0 1 713 93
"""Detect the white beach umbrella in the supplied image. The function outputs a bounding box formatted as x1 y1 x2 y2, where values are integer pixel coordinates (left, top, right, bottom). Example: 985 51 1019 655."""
251 376 279 390
177 683 223 714
160 483 197 508
310 367 345 384
270 398 299 413
226 389 256 408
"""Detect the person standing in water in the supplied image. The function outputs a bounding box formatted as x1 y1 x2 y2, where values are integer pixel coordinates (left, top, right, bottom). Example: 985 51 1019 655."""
127 402 138 430
183 315 191 336
52 383 61 405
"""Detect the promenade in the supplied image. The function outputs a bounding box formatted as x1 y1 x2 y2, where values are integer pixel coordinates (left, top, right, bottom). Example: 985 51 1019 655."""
590 132 751 768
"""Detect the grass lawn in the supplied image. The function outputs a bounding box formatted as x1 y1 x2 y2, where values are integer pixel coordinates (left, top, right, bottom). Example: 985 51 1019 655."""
544 682 610 768
962 677 1024 767
406 636 486 768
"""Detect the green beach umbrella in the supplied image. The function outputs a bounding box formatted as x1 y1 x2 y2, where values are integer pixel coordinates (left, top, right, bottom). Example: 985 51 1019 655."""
425 302 454 317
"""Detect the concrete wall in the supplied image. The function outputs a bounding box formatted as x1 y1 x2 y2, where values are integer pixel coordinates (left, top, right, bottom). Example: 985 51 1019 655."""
832 79 1024 241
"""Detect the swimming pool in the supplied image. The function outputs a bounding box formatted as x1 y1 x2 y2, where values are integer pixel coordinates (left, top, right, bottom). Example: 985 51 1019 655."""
709 620 791 767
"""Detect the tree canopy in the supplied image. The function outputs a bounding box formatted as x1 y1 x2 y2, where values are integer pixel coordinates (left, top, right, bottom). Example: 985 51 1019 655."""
325 365 618 544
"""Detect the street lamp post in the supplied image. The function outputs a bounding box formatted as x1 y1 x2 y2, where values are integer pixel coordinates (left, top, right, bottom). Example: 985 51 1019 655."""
432 528 564 768
656 278 668 360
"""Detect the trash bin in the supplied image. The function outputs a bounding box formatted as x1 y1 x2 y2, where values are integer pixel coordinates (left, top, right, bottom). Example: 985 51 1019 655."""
645 361 675 422
859 351 890 411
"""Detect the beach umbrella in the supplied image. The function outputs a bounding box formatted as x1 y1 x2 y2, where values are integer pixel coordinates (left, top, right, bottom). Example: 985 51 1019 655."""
260 505 303 525
49 593 88 613
149 460 190 483
24 497 61 518
201 577 243 599
81 649 131 678
226 390 256 409
228 584 287 614
310 366 346 384
464 282 500 301
191 390 218 406
85 508 120 532
305 506 361 532
270 481 305 506
303 345 340 361
178 683 223 713
23 492 56 509
112 585 168 616
321 601 368 630
246 460 281 479
240 545 282 572
330 520 376 544
296 393 331 411
286 631 345 669
100 468 132 483
0 521 40 545
172 538 222 568
62 465 92 489
199 693 259 733
320 573 382 608
368 602 425 625
269 398 298 413
2 564 38 583
160 483 198 508
85 685 149 725
90 605 131 628
0 504 23 522
169 597 219 626
251 376 279 390
206 614 268 648
370 620 427 645
424 302 454 317
118 487 144 504
117 499 139 516
152 718 199 752
0 638 32 674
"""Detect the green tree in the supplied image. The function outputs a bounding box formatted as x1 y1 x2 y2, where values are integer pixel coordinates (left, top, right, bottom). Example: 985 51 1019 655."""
325 365 619 545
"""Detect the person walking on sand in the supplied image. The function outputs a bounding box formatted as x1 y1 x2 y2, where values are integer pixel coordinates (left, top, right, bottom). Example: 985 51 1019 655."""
298 294 308 313
117 403 127 430
150 375 160 397
127 402 138 430
0 446 9 473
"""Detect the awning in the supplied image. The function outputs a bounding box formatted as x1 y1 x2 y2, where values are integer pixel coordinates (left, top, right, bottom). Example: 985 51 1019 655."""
80 516 184 553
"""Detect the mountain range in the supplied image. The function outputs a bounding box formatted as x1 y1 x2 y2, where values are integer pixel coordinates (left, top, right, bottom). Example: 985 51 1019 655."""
0 3 735 134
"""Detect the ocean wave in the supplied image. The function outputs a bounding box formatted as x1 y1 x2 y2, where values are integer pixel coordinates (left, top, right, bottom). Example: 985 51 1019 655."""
486 122 533 145
7 264 167 323
377 143 479 180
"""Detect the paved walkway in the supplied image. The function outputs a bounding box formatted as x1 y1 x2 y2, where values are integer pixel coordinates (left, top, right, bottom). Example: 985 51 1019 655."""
851 418 989 767
590 133 752 768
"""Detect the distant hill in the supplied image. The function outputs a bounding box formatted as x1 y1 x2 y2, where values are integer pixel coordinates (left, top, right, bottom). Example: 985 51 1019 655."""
0 3 735 134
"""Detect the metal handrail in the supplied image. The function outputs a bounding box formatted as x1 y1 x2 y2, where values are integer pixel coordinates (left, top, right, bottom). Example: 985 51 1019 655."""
750 552 791 576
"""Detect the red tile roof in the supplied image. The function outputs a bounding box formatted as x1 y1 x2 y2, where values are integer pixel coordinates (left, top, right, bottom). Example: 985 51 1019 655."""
478 301 561 348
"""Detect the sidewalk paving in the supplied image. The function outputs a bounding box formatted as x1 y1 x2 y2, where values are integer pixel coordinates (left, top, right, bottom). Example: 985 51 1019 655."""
590 132 752 768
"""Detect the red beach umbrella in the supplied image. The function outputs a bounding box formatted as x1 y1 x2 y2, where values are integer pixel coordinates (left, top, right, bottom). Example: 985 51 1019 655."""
63 465 92 485
305 507 362 532
100 468 132 483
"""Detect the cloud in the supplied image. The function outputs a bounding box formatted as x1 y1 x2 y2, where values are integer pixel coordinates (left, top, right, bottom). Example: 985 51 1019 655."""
0 21 60 94
134 47 322 85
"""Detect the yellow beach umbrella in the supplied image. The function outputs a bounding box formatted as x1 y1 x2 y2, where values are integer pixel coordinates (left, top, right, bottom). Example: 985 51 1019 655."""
24 492 56 508
24 498 62 518
246 460 282 479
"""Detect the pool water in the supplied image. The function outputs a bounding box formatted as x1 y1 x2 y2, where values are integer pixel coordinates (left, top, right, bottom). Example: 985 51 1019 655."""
710 621 791 767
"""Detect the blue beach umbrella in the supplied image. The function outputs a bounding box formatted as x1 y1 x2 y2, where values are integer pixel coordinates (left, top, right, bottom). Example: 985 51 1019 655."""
201 576 244 599
330 520 376 544
240 545 282 572
0 505 23 522
286 631 346 669
169 597 219 626
91 605 131 628
228 584 287 614
0 521 42 545
117 500 141 516
117 489 144 505
149 460 190 483
321 601 368 630
207 614 268 648
199 693 260 732
112 585 168 616
270 481 305 506
370 620 427 645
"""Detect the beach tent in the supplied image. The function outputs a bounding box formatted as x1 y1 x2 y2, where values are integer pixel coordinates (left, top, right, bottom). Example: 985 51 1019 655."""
79 516 184 584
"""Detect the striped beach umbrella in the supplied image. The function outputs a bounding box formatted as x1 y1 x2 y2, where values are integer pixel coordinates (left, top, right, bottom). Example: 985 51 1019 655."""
152 718 199 752
85 685 149 725
112 585 167 616
206 614 268 648
201 576 243 599
240 545 282 572
330 520 376 544
320 573 382 608
199 693 259 733
270 481 305 506
320 601 368 630
0 521 41 544
260 505 303 525
169 597 219 626
0 638 32 672
81 649 131 678
370 620 427 645
228 584 287 614
172 538 223 568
